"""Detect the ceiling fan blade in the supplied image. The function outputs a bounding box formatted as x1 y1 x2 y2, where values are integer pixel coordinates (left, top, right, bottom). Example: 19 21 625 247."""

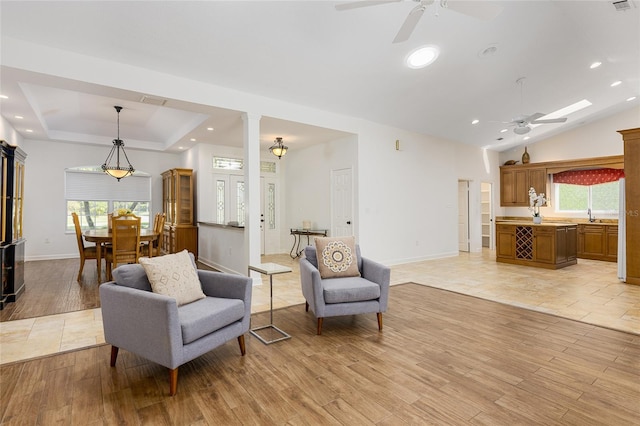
531 117 568 124
523 112 545 123
444 1 503 20
393 4 426 43
335 0 401 11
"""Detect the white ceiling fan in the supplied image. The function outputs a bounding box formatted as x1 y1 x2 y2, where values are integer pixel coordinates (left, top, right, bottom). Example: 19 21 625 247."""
503 77 568 135
335 0 503 43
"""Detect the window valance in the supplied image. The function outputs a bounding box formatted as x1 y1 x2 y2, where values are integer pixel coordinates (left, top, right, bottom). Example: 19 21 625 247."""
552 168 625 186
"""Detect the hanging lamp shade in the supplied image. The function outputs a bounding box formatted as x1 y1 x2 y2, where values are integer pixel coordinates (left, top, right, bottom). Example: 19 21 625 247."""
102 106 135 181
269 137 288 159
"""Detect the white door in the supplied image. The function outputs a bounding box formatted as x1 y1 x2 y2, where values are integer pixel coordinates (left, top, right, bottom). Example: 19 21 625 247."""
331 168 353 237
458 180 470 252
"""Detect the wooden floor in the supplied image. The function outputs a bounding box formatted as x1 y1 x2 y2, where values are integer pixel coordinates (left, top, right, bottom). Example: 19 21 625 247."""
1 283 639 425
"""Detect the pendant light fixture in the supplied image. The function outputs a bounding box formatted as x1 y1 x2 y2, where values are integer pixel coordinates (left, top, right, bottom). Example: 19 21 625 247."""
269 137 288 159
102 105 135 181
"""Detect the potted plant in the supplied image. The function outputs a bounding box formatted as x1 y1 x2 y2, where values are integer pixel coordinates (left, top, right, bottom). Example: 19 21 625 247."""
528 187 546 224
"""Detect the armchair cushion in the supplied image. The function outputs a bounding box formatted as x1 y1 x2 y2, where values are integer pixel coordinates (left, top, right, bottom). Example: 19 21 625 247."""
139 250 205 306
179 297 246 344
314 236 361 279
323 276 381 304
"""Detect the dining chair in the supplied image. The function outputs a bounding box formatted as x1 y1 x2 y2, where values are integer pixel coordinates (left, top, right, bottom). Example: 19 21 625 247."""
106 214 142 280
143 213 165 257
71 212 99 281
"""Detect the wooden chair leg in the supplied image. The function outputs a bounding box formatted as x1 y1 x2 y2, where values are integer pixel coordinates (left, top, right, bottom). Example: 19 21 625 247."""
305 302 309 312
238 335 246 356
77 259 84 281
169 368 178 396
317 318 323 335
377 312 383 331
110 346 119 367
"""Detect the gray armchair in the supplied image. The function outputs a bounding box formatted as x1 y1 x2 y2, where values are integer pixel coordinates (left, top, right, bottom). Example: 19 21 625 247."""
300 245 390 335
99 259 252 396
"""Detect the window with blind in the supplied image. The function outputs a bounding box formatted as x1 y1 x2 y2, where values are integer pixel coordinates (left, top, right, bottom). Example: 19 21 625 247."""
552 168 623 214
65 167 152 231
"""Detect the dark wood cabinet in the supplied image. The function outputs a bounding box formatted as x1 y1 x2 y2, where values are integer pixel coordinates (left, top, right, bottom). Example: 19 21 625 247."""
496 222 577 269
1 141 26 309
619 127 640 285
500 166 547 207
161 168 198 259
577 224 618 262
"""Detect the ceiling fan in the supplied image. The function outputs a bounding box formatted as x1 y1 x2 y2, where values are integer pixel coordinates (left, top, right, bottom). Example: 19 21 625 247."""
502 77 568 135
335 0 503 43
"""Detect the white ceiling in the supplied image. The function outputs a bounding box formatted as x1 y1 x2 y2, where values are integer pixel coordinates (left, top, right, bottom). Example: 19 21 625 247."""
1 1 639 153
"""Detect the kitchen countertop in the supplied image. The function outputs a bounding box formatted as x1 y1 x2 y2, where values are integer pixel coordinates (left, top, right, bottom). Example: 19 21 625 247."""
496 216 618 225
496 221 576 227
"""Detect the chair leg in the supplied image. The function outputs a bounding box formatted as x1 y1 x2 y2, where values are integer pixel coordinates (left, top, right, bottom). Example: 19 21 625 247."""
317 318 323 335
238 335 246 356
77 259 84 281
377 312 383 331
305 301 309 312
169 368 178 396
110 346 119 367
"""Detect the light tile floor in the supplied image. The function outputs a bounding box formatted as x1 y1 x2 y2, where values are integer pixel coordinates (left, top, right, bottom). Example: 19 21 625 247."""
1 250 639 365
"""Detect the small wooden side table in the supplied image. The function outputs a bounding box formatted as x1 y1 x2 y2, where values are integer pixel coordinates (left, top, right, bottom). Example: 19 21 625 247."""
248 262 292 344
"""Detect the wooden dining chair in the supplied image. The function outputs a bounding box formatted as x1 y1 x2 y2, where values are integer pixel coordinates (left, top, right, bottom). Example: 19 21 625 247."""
142 213 165 257
106 214 142 280
71 212 99 281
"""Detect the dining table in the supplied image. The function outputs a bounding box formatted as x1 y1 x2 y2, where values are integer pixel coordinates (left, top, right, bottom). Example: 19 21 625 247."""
83 228 159 282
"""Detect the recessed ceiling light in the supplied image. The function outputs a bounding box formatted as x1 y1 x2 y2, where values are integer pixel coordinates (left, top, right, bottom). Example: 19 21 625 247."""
190 138 196 142
178 146 184 150
611 80 622 87
471 119 479 125
406 46 440 69
590 61 602 69
15 115 23 119
523 136 530 140
207 127 214 131
500 128 508 133
25 129 33 133
627 96 637 101
0 95 8 99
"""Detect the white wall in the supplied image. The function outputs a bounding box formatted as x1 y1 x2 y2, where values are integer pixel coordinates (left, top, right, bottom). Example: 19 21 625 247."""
4 38 500 265
284 134 357 236
498 107 638 220
22 139 180 260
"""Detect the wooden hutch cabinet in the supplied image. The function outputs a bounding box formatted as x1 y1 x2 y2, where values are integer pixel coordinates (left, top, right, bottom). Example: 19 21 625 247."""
161 168 198 259
619 127 640 284
1 141 27 309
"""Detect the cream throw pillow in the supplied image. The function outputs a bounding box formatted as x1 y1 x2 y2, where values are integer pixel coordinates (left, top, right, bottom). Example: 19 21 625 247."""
139 250 205 306
314 236 361 279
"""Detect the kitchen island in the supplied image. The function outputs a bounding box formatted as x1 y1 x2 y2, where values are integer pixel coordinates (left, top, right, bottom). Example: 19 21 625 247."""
496 221 577 269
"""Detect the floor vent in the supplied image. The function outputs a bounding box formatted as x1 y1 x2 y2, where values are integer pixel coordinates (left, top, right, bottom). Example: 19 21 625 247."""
139 95 167 106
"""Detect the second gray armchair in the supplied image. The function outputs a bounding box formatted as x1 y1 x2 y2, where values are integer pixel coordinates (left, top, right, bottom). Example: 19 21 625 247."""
300 245 390 335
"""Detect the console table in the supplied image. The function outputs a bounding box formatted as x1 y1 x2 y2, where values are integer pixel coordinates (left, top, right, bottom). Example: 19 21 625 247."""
289 228 327 258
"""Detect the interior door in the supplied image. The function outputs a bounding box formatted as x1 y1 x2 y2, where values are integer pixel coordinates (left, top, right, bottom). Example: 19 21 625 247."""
331 168 353 237
458 180 470 252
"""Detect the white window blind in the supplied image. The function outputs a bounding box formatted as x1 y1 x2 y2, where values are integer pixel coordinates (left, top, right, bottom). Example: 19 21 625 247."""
65 170 151 201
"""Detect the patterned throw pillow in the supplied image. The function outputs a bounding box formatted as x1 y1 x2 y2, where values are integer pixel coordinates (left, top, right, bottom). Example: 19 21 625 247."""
139 250 205 306
314 236 361 279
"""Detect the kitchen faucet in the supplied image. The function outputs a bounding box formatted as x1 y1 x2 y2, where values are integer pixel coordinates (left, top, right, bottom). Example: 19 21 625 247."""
588 208 596 223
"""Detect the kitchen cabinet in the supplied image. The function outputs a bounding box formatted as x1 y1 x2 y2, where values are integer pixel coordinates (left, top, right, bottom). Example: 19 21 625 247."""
162 168 198 259
577 223 618 262
500 166 547 206
495 222 577 269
